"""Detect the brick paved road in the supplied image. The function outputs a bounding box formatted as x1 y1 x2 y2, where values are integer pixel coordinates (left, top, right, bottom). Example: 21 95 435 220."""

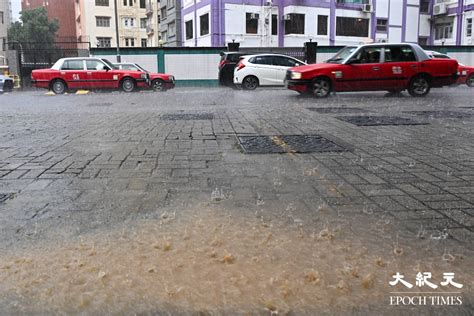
0 87 473 313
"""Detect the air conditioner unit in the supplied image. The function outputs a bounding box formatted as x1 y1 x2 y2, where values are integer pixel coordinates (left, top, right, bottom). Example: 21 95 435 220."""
283 14 292 21
433 3 447 15
250 13 259 20
362 4 372 13
265 0 272 6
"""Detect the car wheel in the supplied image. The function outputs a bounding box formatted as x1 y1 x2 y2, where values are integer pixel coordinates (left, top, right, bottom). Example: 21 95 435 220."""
467 74 474 87
242 76 259 90
121 78 135 93
51 79 66 94
310 77 331 98
408 75 431 97
152 79 166 91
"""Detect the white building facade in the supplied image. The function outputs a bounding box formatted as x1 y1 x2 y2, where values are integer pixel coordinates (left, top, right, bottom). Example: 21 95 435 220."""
0 0 12 55
180 0 474 47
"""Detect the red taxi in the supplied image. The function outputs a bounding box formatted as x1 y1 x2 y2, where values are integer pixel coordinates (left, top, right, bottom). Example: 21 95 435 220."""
114 63 175 91
425 50 474 87
285 43 459 97
31 57 151 94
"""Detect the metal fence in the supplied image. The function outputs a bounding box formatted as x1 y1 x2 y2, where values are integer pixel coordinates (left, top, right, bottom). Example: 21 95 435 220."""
239 47 306 61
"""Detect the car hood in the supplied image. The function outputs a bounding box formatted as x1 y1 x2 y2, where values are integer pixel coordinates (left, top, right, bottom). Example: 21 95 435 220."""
289 63 334 73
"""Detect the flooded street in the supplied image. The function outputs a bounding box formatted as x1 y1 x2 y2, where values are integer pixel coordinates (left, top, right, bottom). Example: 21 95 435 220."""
0 88 473 314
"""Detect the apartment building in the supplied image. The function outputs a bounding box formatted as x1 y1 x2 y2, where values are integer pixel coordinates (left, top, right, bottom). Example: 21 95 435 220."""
145 0 161 46
429 0 474 45
0 0 12 55
181 0 473 47
21 0 78 41
76 0 153 48
160 0 182 46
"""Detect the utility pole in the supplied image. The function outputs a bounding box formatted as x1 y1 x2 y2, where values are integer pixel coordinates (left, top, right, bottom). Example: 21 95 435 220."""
114 0 121 62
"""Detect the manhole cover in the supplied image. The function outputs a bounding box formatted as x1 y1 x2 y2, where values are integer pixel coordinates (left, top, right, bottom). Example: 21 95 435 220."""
336 116 427 126
404 110 474 119
161 113 214 120
307 107 368 114
86 102 113 107
238 135 347 154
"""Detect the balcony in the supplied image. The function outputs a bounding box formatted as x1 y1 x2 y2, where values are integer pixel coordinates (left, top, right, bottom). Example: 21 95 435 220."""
147 26 154 35
146 1 154 16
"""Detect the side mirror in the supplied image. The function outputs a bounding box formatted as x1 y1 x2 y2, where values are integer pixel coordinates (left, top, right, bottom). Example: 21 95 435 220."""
346 58 359 65
105 66 111 71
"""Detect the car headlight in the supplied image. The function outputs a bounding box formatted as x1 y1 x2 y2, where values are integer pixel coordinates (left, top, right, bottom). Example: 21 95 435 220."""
462 70 467 75
290 72 302 80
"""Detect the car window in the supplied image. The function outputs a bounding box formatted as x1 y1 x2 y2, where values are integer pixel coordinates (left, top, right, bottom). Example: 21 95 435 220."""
61 60 84 70
385 46 417 62
273 56 300 67
353 47 382 64
86 60 108 71
433 54 450 59
250 56 274 65
123 65 139 71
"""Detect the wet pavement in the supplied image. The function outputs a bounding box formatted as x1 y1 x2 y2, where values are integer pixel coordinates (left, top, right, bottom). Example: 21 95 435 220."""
0 87 473 314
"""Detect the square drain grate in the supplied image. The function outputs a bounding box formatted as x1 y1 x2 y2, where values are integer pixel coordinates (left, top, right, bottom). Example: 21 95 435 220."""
336 115 427 126
161 113 214 120
404 110 474 119
307 107 368 114
238 135 347 154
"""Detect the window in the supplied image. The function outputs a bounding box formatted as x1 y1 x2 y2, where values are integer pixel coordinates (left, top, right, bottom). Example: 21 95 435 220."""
246 13 259 34
317 15 328 35
0 11 3 24
140 18 147 29
161 7 167 19
420 0 430 13
384 46 417 62
336 17 369 37
249 56 273 65
467 18 472 37
434 22 453 40
272 56 301 67
185 20 193 40
200 13 209 36
169 21 176 37
96 16 111 27
97 37 112 47
125 38 135 46
95 0 109 6
140 0 146 9
272 14 278 35
122 64 139 71
285 14 305 35
123 17 135 27
161 31 167 43
123 0 133 6
61 60 84 70
352 46 382 64
141 39 147 47
167 0 175 8
86 60 108 71
376 19 387 32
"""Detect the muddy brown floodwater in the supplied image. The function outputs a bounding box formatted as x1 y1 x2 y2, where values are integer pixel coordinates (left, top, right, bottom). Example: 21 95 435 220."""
0 204 472 315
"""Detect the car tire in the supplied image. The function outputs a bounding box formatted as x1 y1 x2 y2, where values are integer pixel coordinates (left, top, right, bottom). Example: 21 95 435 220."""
466 74 474 87
242 76 259 90
51 79 67 94
408 75 431 97
310 77 331 98
152 79 166 91
121 78 136 93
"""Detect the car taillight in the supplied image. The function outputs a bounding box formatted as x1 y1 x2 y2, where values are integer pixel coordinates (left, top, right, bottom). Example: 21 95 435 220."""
219 59 228 69
236 62 245 71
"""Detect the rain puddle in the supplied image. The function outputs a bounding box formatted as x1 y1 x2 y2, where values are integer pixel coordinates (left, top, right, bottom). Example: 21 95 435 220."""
0 207 472 314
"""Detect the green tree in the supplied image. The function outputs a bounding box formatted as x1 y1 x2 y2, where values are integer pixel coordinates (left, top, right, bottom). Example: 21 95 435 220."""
7 7 59 47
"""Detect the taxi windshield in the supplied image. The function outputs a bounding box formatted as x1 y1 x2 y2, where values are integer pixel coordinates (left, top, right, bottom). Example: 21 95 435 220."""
326 46 357 64
102 59 119 69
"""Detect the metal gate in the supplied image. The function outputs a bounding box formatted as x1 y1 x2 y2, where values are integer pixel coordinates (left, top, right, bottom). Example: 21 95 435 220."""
238 47 306 62
8 41 90 87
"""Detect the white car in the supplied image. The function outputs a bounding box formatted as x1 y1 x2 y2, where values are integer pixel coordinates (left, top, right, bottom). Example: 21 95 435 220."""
234 54 306 90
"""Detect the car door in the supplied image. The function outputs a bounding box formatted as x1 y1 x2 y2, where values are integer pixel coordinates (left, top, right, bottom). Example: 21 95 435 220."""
342 46 386 91
59 59 87 89
272 56 304 85
249 55 278 86
383 45 419 90
85 59 115 88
